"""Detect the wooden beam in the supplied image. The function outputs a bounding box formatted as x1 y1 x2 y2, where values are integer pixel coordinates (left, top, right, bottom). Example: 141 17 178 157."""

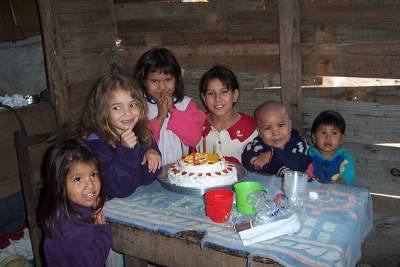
278 0 302 131
36 0 69 125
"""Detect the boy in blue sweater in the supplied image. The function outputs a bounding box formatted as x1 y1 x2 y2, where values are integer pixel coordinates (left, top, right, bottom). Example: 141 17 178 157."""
242 101 311 176
307 110 356 184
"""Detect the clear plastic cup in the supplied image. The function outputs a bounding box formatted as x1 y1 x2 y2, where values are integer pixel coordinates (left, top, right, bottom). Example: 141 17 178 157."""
283 171 308 210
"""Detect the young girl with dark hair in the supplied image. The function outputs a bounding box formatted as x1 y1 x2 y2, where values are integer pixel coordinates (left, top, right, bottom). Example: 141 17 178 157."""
199 65 257 165
79 73 161 198
133 47 206 165
41 138 111 267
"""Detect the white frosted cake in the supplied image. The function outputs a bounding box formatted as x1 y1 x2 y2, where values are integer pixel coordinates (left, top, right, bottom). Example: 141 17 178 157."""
167 152 238 188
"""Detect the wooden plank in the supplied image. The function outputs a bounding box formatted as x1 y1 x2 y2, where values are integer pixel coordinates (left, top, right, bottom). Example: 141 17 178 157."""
57 0 111 14
117 27 278 47
118 48 280 74
37 0 69 125
302 42 400 78
301 6 400 25
114 0 274 20
57 12 114 28
279 0 302 130
302 86 400 104
301 23 400 44
116 10 277 34
110 222 280 267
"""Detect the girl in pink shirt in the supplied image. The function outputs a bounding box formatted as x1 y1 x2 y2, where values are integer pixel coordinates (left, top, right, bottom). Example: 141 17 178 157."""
133 48 206 165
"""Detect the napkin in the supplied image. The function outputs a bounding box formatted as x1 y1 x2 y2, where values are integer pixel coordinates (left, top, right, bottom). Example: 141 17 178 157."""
239 213 301 246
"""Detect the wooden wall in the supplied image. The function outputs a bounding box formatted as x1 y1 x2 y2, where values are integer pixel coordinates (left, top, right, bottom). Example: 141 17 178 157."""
38 0 117 125
112 0 400 198
37 0 400 201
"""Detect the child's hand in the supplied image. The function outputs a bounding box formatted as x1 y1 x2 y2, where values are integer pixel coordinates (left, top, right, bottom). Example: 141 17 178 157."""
164 92 174 113
155 93 169 120
250 152 272 170
93 209 106 225
121 127 137 149
142 148 162 173
333 177 347 184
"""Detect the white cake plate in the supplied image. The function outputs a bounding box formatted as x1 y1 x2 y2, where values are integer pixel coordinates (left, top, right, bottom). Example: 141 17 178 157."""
157 163 246 195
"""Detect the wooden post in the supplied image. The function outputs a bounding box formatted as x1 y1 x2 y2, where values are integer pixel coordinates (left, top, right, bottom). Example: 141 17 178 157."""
36 0 70 125
278 0 303 133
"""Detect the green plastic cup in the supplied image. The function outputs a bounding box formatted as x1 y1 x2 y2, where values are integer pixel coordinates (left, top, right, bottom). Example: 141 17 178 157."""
234 181 265 215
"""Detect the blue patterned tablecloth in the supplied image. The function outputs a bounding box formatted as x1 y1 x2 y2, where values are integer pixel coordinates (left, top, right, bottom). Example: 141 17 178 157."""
104 173 373 267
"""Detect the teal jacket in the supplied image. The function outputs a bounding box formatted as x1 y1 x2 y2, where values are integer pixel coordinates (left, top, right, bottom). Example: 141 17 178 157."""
308 146 356 184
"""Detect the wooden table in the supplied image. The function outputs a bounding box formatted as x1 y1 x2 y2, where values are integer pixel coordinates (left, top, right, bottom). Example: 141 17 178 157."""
105 173 373 267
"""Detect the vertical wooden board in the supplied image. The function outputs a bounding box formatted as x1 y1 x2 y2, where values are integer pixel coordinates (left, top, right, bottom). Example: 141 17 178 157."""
0 103 57 198
279 0 302 130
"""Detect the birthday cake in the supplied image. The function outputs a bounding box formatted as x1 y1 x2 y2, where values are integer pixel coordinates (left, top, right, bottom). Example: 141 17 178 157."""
167 153 238 188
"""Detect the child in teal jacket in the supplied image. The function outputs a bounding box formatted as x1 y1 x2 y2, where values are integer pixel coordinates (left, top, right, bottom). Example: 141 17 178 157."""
307 110 356 184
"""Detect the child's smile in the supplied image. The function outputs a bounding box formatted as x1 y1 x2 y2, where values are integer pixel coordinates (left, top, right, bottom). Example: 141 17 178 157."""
66 161 101 208
202 78 239 117
108 88 141 134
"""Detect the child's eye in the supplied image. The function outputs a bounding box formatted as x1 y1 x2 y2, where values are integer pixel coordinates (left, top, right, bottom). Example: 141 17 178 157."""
206 91 214 96
263 126 271 131
112 106 121 111
90 170 99 179
151 80 158 84
129 102 137 108
73 176 81 183
222 89 229 94
279 123 285 127
332 131 338 135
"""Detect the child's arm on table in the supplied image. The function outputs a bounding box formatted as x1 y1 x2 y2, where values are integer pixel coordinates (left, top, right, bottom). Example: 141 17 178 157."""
241 137 272 172
261 138 310 176
167 100 206 146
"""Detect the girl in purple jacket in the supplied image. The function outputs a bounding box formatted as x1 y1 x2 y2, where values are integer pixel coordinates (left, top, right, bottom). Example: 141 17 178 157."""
40 139 111 267
79 74 162 198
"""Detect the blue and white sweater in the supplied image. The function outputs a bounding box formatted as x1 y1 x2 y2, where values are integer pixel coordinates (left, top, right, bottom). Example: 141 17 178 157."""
241 129 311 176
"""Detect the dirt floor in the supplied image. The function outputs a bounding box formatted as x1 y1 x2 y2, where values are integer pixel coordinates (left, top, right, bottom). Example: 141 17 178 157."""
358 213 400 267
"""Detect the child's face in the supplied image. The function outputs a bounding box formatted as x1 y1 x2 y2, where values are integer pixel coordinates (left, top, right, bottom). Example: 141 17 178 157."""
108 87 141 135
145 71 176 101
66 161 101 208
312 124 344 158
257 107 292 149
201 78 239 118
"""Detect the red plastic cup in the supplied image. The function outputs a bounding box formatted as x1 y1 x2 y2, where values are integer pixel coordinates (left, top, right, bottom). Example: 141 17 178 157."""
204 189 234 223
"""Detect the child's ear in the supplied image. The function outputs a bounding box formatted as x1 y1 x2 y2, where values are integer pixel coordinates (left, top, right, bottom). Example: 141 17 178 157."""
311 133 316 143
233 89 239 103
201 93 206 103
340 134 345 144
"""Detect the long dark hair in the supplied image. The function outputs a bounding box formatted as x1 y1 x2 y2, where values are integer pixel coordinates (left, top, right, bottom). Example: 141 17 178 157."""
78 73 153 148
133 47 184 104
40 138 106 238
